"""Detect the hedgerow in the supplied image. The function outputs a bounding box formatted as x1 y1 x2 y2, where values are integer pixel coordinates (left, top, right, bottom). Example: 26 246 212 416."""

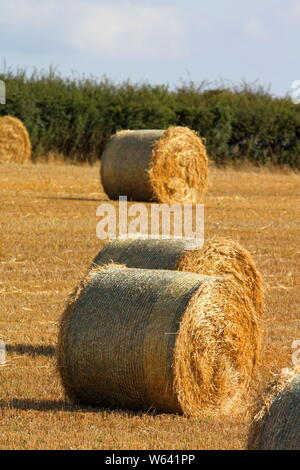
1 69 299 168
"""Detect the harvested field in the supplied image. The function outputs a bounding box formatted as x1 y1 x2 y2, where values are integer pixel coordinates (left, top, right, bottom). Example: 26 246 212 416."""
0 162 299 450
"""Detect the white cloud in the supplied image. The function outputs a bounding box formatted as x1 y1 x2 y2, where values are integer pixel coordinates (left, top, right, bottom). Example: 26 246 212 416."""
243 18 270 41
0 0 185 59
277 0 300 25
67 4 185 59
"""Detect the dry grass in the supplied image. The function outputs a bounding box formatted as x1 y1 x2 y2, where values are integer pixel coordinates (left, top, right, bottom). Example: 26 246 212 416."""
0 162 299 449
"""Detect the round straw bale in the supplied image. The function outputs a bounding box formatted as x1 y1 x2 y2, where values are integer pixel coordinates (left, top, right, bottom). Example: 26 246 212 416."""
93 237 264 316
100 127 209 203
248 368 300 450
57 265 261 416
0 115 31 163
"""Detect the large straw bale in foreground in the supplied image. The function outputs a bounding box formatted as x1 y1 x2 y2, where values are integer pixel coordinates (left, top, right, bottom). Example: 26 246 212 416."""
100 127 209 203
248 369 300 450
0 115 31 163
93 237 264 316
58 265 261 416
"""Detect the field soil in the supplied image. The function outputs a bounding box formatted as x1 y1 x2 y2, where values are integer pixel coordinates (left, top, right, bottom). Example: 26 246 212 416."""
0 162 299 449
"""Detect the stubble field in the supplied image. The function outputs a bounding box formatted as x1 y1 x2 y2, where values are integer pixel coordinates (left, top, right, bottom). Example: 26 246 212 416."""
0 162 299 449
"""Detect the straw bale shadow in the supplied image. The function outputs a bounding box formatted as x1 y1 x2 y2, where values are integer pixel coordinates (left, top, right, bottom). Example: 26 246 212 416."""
6 344 56 358
41 197 109 202
0 398 158 416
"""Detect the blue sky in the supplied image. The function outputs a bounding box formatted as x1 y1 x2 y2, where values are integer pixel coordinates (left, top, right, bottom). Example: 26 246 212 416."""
0 0 299 96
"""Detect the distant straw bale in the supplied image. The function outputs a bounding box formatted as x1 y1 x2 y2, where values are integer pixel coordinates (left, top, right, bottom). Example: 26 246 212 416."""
0 115 31 163
248 368 300 450
57 264 261 416
93 237 264 316
100 127 208 203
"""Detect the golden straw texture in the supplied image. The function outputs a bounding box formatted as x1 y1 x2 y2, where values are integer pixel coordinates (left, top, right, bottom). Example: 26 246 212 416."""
0 115 31 163
248 368 300 450
100 127 208 203
57 265 261 416
93 237 264 316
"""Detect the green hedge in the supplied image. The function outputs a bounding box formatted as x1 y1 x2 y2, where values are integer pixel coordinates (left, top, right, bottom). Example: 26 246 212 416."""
1 70 300 168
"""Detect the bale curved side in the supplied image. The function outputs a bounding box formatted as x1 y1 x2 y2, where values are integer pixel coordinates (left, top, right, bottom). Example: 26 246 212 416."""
93 237 264 316
100 126 208 203
57 264 126 403
248 369 300 450
101 130 163 201
0 115 31 163
57 265 261 416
